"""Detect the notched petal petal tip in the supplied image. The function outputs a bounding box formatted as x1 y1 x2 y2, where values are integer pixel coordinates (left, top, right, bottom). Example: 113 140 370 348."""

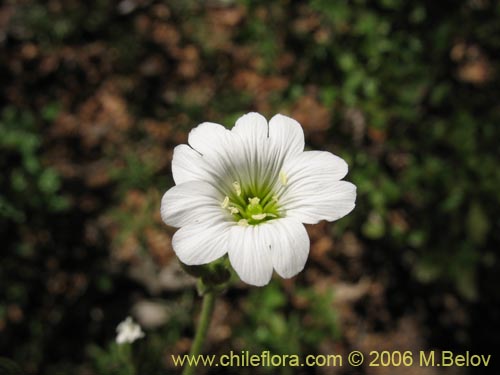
232 112 269 138
269 113 305 159
228 225 273 287
268 218 310 279
285 180 356 224
160 181 222 228
280 151 356 224
227 218 310 286
172 221 230 265
188 121 232 156
171 144 206 185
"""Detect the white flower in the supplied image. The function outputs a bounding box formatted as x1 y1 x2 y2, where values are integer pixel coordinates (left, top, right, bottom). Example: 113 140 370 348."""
116 316 145 344
161 112 356 286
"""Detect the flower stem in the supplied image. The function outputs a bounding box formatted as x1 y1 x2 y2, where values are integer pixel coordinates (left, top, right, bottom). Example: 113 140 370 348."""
182 290 216 375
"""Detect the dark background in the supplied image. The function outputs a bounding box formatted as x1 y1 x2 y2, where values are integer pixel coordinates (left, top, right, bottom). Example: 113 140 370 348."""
1 0 499 374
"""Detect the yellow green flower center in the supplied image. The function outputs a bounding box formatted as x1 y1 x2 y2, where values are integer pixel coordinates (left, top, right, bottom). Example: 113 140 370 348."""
220 181 281 225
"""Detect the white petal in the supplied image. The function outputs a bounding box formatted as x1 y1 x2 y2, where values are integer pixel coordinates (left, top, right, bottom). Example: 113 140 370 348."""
228 224 273 286
283 180 356 224
186 121 244 193
284 150 348 182
222 113 269 193
172 220 231 265
268 114 305 161
161 180 224 228
231 112 268 140
171 144 210 185
279 151 355 224
268 218 310 279
188 122 232 156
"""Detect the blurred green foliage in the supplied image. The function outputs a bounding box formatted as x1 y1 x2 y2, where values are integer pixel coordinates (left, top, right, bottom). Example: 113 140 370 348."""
0 107 68 222
238 282 338 357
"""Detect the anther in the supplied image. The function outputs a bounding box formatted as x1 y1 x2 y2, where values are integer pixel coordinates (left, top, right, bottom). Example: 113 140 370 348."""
221 196 229 209
251 213 266 221
248 197 260 206
279 171 288 186
232 181 242 196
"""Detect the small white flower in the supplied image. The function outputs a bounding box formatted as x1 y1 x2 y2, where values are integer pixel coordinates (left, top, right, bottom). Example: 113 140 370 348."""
116 316 145 344
161 113 356 286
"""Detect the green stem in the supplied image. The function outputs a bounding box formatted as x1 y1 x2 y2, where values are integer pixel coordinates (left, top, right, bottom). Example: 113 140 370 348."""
182 291 216 375
117 343 135 375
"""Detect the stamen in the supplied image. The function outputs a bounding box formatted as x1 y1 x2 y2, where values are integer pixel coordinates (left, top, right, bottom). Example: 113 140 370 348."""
279 171 288 186
221 196 229 209
229 206 239 215
232 181 242 196
238 219 249 226
251 213 267 220
248 197 260 206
